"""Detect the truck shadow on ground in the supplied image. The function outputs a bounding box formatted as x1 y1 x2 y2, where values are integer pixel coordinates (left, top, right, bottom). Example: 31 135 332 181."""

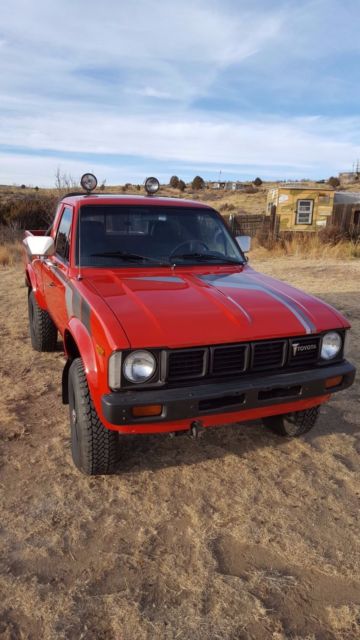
114 403 360 475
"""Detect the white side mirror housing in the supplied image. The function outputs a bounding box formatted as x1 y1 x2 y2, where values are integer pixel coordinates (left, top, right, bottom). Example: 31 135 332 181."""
236 235 251 253
24 236 55 258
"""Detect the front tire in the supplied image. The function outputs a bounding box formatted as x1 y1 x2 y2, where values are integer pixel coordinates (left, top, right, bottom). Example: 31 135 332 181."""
68 358 119 475
263 406 320 437
28 290 57 352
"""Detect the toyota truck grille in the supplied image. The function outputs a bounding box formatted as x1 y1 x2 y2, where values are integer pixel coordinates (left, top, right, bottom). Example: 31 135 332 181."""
166 336 322 383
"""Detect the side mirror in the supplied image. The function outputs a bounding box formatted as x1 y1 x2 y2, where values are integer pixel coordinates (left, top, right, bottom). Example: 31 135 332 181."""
235 235 251 253
23 236 55 258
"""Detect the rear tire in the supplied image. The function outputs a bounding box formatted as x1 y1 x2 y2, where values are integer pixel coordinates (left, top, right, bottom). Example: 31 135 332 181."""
28 290 57 352
68 358 119 475
263 406 320 437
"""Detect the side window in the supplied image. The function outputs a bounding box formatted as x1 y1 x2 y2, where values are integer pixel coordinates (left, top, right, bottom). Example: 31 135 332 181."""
55 207 73 261
296 200 313 225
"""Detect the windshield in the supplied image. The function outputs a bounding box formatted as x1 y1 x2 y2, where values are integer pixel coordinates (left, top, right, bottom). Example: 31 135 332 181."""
76 205 244 267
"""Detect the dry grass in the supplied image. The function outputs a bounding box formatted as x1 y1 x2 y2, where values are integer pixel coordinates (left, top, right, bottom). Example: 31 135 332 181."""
0 241 22 266
252 233 360 260
0 259 359 639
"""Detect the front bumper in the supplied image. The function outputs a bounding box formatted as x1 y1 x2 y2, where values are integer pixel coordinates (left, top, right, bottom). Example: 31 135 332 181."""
101 360 355 426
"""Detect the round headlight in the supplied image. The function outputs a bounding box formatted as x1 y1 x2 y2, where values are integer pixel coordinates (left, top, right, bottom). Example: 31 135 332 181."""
321 332 342 360
123 350 156 383
80 173 98 192
145 177 160 195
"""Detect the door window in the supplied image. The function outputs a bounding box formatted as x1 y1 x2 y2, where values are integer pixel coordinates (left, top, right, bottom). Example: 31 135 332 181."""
55 207 73 261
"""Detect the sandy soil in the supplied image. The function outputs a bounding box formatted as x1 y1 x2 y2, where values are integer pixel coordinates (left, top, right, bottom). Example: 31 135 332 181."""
0 258 359 640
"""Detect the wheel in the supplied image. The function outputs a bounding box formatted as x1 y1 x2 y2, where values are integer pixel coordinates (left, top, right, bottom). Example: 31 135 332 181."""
28 290 57 352
68 358 119 475
263 406 320 437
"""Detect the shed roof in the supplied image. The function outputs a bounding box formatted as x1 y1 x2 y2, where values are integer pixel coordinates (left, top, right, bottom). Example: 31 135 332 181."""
276 183 334 191
334 191 360 204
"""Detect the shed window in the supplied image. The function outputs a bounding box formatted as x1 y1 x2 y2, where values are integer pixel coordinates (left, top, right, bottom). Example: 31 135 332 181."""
296 200 313 225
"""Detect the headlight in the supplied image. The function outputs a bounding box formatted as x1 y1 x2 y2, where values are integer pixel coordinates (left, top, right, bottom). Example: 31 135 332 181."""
321 332 342 360
123 350 156 383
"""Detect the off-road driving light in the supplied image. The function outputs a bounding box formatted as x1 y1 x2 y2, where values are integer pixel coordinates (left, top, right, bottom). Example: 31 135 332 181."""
80 173 98 192
321 332 342 360
145 177 160 195
123 350 156 383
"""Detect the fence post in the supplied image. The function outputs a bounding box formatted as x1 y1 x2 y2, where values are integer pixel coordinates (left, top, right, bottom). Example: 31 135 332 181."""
269 205 277 238
229 214 236 235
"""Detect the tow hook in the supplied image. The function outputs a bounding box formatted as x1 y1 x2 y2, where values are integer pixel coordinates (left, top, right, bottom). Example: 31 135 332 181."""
168 421 205 439
190 420 204 439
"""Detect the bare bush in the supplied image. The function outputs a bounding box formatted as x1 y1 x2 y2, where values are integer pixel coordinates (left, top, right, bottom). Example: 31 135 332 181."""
170 175 180 188
219 203 236 212
328 176 340 188
55 167 79 193
192 176 205 190
243 184 258 194
0 194 58 232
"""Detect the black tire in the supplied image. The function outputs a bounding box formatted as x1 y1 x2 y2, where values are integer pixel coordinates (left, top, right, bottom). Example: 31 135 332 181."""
68 358 119 475
263 405 320 437
28 290 58 352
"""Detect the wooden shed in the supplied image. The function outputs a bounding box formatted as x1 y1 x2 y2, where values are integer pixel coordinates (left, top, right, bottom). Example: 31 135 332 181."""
330 192 360 232
266 184 335 232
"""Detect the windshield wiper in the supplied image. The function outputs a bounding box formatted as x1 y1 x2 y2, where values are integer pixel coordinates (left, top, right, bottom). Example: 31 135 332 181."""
171 252 244 264
90 251 169 265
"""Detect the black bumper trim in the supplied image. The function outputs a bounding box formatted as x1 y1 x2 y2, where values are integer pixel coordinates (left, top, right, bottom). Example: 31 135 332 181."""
101 360 356 425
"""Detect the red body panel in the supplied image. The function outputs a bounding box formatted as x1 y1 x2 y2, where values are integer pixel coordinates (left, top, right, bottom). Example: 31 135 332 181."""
24 193 352 434
85 264 349 350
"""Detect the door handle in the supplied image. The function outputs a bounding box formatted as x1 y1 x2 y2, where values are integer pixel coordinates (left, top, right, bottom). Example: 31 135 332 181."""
47 282 56 287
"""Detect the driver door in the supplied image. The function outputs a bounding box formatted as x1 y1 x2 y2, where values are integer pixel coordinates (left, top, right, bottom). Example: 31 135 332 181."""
43 206 73 334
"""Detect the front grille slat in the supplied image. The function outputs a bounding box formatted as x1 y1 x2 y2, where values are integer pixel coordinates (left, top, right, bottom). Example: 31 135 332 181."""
166 335 322 383
212 345 247 376
252 341 286 370
167 349 206 381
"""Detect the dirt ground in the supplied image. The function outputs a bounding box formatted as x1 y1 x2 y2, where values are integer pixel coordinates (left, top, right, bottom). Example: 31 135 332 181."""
0 257 359 640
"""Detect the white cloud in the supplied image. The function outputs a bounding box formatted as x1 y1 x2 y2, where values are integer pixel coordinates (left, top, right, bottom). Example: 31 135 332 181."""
0 0 285 104
126 86 174 100
1 0 360 185
1 110 360 185
0 153 154 187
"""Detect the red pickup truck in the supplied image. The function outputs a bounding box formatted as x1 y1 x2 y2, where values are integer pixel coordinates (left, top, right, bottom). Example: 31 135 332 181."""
23 174 355 475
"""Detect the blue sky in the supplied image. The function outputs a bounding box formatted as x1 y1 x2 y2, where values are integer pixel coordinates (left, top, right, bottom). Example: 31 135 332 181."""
1 0 360 186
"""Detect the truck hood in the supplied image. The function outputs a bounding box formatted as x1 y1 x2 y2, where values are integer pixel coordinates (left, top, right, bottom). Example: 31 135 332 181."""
88 267 349 348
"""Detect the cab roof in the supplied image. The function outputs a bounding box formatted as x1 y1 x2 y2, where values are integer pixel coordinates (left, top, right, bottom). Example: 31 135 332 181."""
61 193 211 209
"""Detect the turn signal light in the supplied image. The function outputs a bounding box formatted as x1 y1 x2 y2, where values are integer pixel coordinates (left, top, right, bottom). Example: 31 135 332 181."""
131 404 163 417
325 375 343 389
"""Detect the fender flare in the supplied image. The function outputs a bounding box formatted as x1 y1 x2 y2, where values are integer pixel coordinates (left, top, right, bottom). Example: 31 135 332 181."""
62 318 99 403
26 263 47 309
